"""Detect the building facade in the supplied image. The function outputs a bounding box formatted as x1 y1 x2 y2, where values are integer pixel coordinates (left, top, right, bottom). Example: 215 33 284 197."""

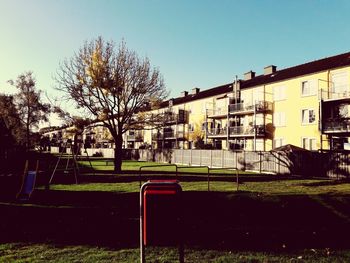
43 51 350 152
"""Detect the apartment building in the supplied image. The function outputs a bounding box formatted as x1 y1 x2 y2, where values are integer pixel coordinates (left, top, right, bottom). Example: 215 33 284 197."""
139 51 350 151
43 51 350 152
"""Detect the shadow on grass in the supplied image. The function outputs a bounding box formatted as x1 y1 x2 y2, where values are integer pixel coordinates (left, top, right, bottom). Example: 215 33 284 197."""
1 189 350 252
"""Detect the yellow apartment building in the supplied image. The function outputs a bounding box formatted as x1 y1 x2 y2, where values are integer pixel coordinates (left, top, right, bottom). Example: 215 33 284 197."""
44 51 350 152
128 51 350 151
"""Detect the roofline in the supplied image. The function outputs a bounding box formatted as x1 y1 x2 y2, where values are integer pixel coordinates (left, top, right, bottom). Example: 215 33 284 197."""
159 51 350 108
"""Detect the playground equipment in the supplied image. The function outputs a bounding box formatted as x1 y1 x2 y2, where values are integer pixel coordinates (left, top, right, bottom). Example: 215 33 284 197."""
140 180 184 263
138 164 178 187
16 160 39 201
48 140 79 185
139 164 241 191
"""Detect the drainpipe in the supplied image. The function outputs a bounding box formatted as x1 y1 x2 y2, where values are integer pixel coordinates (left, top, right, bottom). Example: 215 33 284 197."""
254 101 257 151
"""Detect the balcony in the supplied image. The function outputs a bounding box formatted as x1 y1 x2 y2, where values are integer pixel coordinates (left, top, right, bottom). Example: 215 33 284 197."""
320 87 350 102
229 125 266 137
152 130 186 140
127 132 143 141
207 128 227 137
152 133 163 140
229 101 273 115
207 108 228 118
323 118 350 134
164 109 188 124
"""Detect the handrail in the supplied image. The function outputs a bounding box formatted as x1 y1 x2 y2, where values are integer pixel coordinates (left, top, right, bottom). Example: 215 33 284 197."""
177 165 210 191
139 164 178 187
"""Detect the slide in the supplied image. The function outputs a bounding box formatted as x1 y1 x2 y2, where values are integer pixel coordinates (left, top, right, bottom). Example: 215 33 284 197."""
17 171 37 201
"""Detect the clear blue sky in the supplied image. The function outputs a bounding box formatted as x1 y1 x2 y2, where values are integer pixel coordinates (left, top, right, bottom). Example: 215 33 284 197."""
1 0 350 104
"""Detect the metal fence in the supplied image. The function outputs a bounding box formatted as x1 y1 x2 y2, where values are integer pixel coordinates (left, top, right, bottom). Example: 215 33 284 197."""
138 149 350 178
49 146 350 178
139 149 291 174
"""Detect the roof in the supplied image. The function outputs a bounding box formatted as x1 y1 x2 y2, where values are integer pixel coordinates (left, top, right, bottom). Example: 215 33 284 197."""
164 51 350 108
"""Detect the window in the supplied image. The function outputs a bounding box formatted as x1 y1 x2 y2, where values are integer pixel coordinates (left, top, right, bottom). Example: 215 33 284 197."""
273 86 286 101
301 109 316 124
255 139 264 151
301 80 316 96
274 138 286 148
274 112 286 127
331 72 348 94
302 138 316 151
188 123 194 132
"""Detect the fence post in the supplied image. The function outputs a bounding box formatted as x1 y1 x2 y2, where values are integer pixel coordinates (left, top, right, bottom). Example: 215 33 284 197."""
235 151 238 169
259 151 262 174
210 150 213 168
182 149 184 165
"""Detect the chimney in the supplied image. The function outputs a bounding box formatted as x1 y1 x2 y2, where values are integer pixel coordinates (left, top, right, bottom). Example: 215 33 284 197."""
264 65 277 75
192 87 200 95
232 79 241 102
244 71 255 80
181 91 188 97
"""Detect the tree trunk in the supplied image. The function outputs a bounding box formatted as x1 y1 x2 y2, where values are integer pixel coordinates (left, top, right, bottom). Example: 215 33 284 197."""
114 135 123 173
26 123 30 152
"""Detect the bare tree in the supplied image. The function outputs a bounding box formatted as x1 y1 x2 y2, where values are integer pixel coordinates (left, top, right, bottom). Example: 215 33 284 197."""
55 37 168 172
52 106 92 154
8 72 51 150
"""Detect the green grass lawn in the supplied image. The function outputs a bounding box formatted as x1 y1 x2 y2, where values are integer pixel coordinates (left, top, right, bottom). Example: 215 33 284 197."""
47 179 350 195
2 158 350 262
1 243 350 263
77 159 253 174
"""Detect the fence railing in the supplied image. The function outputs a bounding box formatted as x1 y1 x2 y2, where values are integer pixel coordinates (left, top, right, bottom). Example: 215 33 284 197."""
50 147 350 178
323 118 350 133
320 88 350 100
139 149 291 174
228 101 273 114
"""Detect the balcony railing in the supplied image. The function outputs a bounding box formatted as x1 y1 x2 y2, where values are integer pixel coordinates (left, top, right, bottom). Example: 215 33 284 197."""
323 119 350 133
229 125 266 137
164 110 188 124
127 133 143 141
320 87 350 101
229 101 273 114
207 108 228 118
152 130 185 140
207 128 227 137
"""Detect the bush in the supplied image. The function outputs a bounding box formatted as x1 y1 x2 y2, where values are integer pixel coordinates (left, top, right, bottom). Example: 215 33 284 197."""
92 152 103 157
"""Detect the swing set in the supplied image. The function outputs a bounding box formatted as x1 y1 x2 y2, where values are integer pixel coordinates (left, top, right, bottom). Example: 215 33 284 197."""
48 140 94 186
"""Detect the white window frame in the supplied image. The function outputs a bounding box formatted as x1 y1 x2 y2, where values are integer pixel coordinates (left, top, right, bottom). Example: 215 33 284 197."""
274 138 286 148
301 108 316 125
301 137 317 151
301 80 317 97
273 86 287 101
274 112 286 127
